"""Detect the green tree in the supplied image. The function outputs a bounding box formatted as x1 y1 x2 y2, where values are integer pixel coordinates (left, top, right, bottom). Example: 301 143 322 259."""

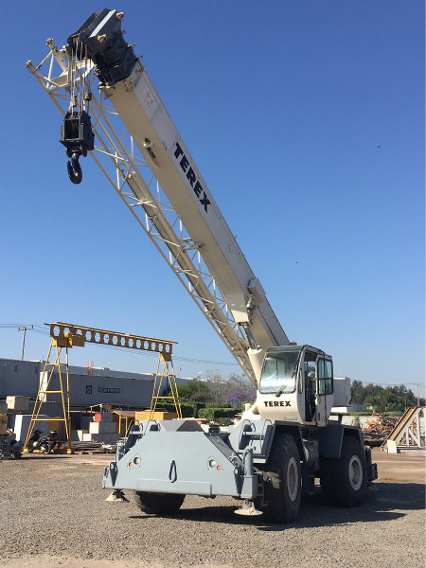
351 381 418 413
177 379 213 403
350 380 365 404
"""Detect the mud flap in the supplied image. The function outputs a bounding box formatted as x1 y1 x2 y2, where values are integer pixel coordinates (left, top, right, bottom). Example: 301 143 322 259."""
364 446 378 482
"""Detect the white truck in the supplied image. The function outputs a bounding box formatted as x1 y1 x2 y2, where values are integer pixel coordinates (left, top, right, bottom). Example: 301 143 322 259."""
28 8 377 521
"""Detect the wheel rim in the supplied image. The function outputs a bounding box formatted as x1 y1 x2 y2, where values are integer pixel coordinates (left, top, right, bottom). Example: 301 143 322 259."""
287 457 299 502
348 455 363 491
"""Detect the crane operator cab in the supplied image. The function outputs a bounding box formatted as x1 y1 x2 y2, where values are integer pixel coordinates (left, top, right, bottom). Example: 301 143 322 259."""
256 345 334 427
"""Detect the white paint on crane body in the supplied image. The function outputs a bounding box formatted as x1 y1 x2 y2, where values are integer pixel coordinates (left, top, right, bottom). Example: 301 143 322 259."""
106 64 288 364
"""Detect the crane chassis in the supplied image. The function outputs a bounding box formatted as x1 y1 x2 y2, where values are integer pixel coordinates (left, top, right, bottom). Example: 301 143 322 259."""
28 8 377 521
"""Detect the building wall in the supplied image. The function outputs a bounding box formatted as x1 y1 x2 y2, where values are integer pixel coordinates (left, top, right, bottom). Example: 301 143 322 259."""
69 370 154 407
0 357 173 409
0 359 40 397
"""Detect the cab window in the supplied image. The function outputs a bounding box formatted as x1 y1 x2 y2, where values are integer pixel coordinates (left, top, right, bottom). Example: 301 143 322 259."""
317 358 333 395
259 350 300 394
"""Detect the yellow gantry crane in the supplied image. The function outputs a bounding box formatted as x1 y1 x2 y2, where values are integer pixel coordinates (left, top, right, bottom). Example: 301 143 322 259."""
23 322 181 454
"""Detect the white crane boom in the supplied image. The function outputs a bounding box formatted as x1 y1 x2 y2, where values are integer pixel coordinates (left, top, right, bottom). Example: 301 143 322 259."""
27 8 288 382
110 68 288 349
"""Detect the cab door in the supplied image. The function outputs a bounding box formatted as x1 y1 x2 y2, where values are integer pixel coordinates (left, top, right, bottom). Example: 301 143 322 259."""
301 349 333 426
316 357 334 426
301 349 317 424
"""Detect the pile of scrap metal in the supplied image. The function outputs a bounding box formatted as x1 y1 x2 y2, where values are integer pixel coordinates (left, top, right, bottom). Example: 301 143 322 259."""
0 413 22 459
26 429 60 454
0 432 22 459
362 415 400 446
71 440 116 454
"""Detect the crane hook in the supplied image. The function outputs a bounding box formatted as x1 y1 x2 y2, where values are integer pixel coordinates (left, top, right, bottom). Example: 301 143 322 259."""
60 109 95 185
66 152 83 184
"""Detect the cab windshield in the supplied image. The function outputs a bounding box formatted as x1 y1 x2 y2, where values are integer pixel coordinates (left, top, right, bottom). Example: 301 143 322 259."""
259 350 300 394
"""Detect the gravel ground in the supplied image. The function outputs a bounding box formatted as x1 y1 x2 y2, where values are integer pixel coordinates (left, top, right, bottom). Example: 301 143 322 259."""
0 452 424 568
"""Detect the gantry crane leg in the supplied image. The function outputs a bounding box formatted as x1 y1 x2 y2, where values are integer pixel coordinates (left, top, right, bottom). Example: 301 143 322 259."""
149 352 182 420
23 338 72 454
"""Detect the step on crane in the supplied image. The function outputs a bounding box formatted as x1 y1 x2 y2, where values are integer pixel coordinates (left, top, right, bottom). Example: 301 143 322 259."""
27 8 377 521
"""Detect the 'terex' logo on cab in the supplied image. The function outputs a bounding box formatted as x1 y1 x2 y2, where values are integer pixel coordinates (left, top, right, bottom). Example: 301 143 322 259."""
174 142 211 213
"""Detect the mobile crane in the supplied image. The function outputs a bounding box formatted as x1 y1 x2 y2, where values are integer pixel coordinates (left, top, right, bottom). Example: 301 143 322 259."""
28 8 377 521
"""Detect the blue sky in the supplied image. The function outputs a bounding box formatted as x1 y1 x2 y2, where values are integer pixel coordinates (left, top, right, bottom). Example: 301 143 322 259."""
0 1 424 388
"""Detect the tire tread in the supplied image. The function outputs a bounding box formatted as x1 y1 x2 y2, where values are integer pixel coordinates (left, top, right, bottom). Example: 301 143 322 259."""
135 492 185 515
320 435 368 507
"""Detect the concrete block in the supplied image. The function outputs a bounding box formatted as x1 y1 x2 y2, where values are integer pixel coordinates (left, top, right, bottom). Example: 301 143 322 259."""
13 414 48 441
386 440 399 454
79 432 119 444
6 396 30 413
75 430 88 441
89 421 117 435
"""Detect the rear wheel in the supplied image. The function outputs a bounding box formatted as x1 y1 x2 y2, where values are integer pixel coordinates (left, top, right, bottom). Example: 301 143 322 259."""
135 492 185 515
320 435 368 506
262 433 302 523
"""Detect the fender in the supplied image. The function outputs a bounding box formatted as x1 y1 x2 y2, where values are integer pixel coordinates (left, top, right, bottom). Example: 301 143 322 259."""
318 424 363 459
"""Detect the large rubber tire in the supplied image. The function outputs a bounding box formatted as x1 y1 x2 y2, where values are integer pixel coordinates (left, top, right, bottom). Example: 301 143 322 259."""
135 492 185 515
320 435 368 506
262 433 302 523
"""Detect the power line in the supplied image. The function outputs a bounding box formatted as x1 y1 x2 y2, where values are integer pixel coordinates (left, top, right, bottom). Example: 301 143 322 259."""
0 323 38 360
1 324 240 368
0 324 423 377
0 324 41 328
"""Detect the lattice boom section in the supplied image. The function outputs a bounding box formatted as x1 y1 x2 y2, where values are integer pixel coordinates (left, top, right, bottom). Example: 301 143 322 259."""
28 44 254 380
49 322 176 355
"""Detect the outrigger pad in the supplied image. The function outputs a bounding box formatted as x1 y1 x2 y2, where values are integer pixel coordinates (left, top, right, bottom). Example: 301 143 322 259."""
234 500 263 517
105 489 129 502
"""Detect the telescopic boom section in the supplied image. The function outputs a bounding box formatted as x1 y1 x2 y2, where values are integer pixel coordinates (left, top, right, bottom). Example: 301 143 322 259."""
31 8 289 383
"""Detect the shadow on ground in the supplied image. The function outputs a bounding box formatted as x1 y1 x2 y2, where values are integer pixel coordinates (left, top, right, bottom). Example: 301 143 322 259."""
128 483 425 530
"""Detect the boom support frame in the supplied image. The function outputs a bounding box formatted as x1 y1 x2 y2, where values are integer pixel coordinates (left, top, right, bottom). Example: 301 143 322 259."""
27 48 256 380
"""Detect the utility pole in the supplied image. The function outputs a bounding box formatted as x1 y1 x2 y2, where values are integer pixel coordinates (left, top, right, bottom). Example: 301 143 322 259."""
18 325 33 360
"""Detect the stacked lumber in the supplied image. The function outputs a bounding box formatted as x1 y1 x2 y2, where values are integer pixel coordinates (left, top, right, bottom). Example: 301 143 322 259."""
362 415 400 446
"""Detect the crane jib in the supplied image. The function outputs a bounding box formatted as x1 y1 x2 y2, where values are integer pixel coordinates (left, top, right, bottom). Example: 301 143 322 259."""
174 142 211 213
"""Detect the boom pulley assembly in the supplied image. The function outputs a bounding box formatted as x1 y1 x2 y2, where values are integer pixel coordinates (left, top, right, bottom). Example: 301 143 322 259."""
60 106 94 184
60 36 94 184
59 9 137 184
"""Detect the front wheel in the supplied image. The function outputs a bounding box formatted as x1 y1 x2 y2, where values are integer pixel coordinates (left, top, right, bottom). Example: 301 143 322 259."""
320 435 368 506
135 492 185 515
261 433 302 523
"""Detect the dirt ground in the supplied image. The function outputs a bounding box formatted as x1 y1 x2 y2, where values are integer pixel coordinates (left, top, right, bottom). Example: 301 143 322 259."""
0 449 424 568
